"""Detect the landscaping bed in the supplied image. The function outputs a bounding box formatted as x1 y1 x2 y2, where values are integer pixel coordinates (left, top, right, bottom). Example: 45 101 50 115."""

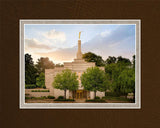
31 89 50 92
54 99 75 101
86 99 106 103
25 95 55 100
53 96 75 102
54 99 75 103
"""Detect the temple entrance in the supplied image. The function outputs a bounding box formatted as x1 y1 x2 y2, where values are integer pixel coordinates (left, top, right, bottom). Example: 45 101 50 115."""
76 90 83 99
72 90 87 99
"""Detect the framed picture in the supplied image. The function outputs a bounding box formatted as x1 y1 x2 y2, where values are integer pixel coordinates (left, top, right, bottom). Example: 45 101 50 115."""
20 20 141 109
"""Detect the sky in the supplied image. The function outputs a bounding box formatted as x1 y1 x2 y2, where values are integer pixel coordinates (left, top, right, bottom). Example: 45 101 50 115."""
24 24 135 64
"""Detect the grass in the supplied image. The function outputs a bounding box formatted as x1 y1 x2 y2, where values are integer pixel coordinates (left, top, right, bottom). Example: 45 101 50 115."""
102 96 134 102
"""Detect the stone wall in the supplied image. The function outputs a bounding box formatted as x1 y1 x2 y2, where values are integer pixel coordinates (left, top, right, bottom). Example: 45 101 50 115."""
96 91 105 98
25 89 51 97
90 91 105 99
53 88 65 99
45 67 64 96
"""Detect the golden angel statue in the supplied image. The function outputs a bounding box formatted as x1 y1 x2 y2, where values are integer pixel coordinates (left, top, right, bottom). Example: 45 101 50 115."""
79 31 82 39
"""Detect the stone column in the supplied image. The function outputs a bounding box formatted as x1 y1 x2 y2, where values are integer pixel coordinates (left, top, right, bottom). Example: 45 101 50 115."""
66 90 69 99
77 40 82 59
90 91 94 99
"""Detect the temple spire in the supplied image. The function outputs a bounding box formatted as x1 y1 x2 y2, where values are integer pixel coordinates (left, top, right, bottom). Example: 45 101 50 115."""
76 32 83 59
77 39 82 59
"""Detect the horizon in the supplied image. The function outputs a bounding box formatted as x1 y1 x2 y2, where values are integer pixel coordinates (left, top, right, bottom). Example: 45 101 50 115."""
24 24 135 64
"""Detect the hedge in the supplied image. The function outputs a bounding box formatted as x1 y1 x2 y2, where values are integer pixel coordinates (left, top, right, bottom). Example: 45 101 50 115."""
58 96 64 99
47 96 55 99
54 99 75 101
25 96 47 99
86 99 106 103
95 96 100 99
31 90 50 92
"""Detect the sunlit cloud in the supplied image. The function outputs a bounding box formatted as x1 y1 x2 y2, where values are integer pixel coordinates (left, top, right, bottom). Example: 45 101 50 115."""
43 29 66 42
25 38 52 50
35 47 77 64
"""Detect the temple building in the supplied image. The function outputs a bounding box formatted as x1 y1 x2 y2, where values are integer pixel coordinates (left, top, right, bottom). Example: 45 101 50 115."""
45 38 105 99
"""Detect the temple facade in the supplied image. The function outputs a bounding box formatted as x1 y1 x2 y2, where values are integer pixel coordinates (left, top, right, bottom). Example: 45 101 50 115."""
45 39 105 99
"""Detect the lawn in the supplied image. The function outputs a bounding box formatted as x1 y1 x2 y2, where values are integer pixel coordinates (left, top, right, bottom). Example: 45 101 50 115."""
102 96 134 103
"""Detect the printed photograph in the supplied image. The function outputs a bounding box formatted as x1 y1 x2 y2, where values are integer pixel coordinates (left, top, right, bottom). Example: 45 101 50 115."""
20 20 140 108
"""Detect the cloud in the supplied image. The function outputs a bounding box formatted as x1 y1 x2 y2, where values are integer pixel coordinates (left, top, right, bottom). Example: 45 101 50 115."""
101 30 111 37
43 29 66 42
35 47 77 63
25 38 52 50
30 25 135 63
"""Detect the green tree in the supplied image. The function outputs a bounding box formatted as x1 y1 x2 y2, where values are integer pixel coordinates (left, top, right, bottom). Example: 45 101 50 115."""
117 56 131 65
132 55 135 68
100 74 112 94
55 63 64 67
105 56 117 64
105 63 117 80
81 67 105 99
25 53 38 84
83 52 105 66
36 72 45 88
35 57 55 74
105 59 134 96
52 69 79 99
117 68 135 97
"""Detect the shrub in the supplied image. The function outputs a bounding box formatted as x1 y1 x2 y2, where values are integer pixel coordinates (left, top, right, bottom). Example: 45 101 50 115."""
43 86 46 89
25 96 35 99
41 96 47 99
58 96 64 99
31 90 50 92
25 97 32 99
102 96 106 99
36 72 45 88
25 84 36 89
25 93 30 96
47 96 55 99
25 96 47 99
95 96 100 99
105 92 120 97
